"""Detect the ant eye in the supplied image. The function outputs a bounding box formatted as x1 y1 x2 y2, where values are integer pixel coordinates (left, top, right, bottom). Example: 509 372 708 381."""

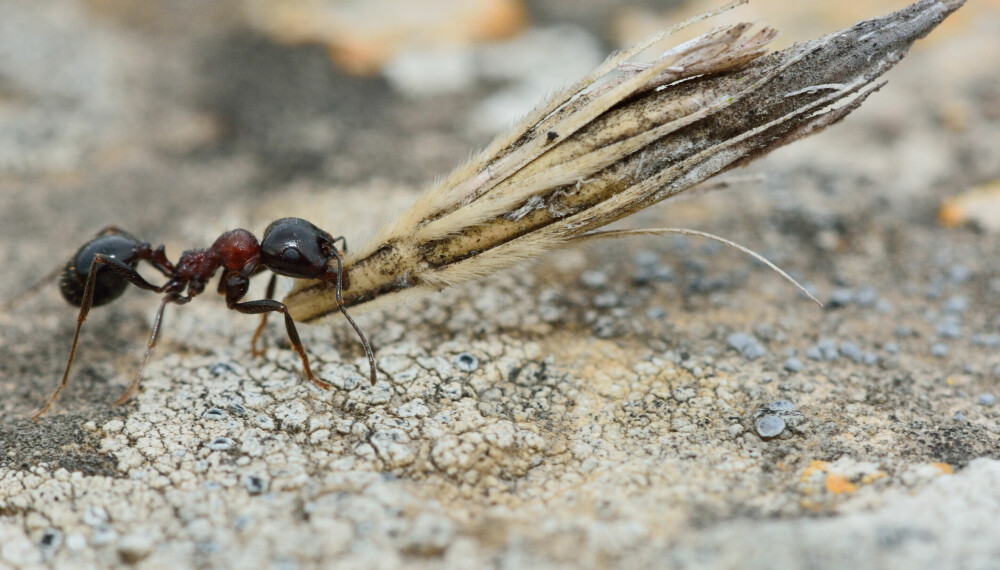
261 218 335 279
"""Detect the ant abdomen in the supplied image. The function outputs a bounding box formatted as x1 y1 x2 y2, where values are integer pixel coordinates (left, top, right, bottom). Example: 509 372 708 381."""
59 230 142 307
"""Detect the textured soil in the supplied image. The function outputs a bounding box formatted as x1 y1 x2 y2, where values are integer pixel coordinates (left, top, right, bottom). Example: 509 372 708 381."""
2 1 999 568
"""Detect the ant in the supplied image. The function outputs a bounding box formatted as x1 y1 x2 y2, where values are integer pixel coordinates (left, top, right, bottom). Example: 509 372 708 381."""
28 217 376 420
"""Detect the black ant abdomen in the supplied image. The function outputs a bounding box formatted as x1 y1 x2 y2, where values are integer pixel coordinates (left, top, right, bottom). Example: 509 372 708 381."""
59 229 143 307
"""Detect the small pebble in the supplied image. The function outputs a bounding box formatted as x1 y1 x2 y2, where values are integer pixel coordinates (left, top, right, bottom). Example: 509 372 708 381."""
579 270 608 289
828 288 854 308
82 506 109 527
855 287 878 307
925 282 943 300
948 264 971 283
633 250 659 266
245 475 267 494
454 353 479 372
202 408 227 420
884 342 899 354
838 342 863 363
210 362 235 376
930 343 948 358
207 437 235 451
783 357 803 373
768 400 796 412
39 528 62 561
954 412 967 422
65 534 87 551
971 334 1000 348
645 306 666 320
727 332 766 360
118 533 154 564
935 319 962 339
593 291 621 308
756 415 786 438
944 296 968 314
807 339 839 361
228 403 247 416
977 393 996 406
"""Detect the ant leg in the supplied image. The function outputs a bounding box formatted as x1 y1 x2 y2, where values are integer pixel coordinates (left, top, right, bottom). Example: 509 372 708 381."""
32 255 167 420
328 249 377 386
112 294 188 406
138 244 175 277
250 274 277 357
229 299 331 390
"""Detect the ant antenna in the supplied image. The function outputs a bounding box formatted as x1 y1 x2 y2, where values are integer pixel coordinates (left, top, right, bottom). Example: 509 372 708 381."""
329 248 378 386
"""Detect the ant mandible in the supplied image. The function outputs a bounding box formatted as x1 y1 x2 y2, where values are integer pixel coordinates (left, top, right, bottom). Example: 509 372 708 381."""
31 217 377 420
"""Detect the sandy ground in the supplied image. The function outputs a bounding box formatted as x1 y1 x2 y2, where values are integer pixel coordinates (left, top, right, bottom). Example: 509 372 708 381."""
2 0 1000 568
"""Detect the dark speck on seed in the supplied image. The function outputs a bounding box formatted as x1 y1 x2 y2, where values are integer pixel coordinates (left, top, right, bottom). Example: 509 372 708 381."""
756 415 786 438
455 353 479 372
202 408 227 420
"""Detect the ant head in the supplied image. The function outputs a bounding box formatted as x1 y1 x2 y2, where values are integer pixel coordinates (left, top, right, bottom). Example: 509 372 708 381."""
61 231 142 307
260 218 340 280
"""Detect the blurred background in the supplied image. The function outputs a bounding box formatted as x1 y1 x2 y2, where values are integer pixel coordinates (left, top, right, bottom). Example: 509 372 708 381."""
1 0 993 267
